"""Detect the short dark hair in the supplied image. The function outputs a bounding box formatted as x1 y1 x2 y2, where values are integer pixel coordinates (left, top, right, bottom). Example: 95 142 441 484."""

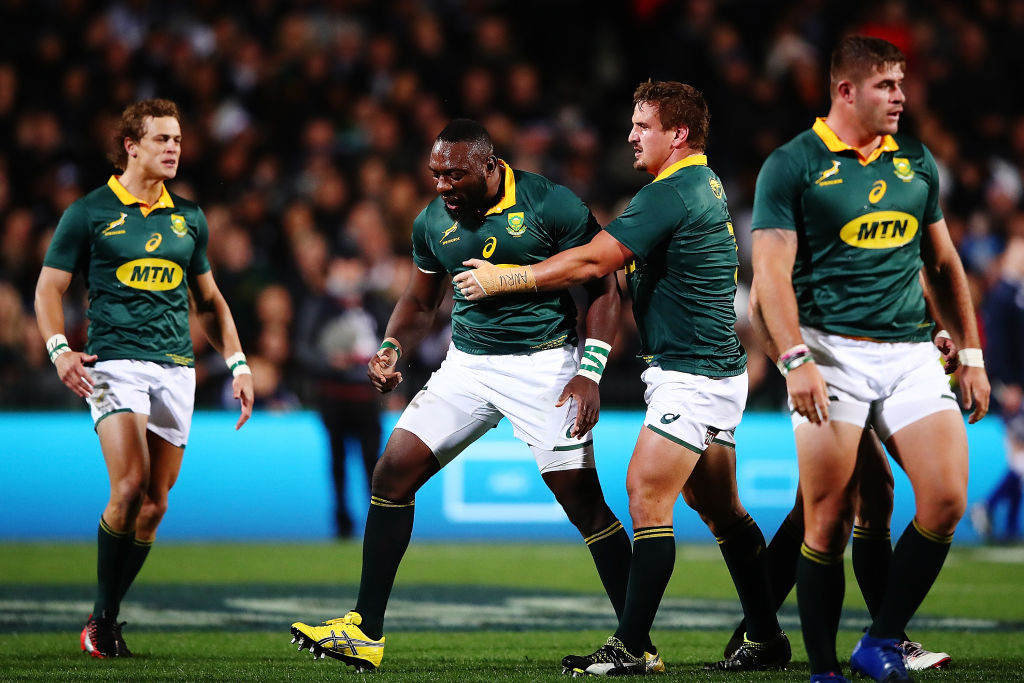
830 35 905 88
633 80 710 152
436 118 495 158
107 98 181 171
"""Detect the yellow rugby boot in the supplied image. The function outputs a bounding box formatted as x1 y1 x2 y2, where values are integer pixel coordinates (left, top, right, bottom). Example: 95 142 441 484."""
290 611 385 672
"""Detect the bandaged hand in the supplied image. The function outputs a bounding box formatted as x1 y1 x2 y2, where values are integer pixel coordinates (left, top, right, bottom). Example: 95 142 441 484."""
454 259 537 300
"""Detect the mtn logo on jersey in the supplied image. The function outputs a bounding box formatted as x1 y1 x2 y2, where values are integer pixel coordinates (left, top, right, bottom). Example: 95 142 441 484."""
815 160 843 186
115 258 184 291
839 211 918 249
506 212 526 237
893 157 915 182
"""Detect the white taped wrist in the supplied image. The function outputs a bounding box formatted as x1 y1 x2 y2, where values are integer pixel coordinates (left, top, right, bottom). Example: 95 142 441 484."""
957 348 984 368
578 338 612 384
226 352 250 377
46 333 70 363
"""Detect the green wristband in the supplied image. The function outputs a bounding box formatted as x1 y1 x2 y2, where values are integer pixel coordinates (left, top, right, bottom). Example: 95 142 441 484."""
380 340 402 359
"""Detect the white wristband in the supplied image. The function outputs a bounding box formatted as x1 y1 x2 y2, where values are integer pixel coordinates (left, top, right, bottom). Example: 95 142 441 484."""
46 333 71 363
226 352 251 377
934 329 951 341
578 338 612 384
957 348 984 368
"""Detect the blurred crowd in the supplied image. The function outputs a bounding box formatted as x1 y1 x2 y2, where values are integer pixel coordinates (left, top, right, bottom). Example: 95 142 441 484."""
1 0 1022 414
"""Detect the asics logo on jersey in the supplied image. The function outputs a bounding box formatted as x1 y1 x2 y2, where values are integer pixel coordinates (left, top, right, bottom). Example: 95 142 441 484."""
815 160 843 186
102 213 128 236
660 413 680 424
115 258 184 291
839 211 919 249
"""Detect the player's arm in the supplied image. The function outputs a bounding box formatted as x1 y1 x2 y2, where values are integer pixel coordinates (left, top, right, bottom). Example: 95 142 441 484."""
751 228 829 424
454 230 633 298
920 217 990 422
34 265 97 398
368 265 448 394
190 270 254 430
558 271 621 437
920 270 959 373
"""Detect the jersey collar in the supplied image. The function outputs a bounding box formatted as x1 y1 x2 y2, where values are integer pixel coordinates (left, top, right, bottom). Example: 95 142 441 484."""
812 118 899 165
107 175 175 217
653 154 708 183
484 160 517 216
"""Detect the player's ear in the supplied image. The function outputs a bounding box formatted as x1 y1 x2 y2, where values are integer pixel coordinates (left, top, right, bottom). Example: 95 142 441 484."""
836 79 855 103
485 155 497 172
673 125 690 148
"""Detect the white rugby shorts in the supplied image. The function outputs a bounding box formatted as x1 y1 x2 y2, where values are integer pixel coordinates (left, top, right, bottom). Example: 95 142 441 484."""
793 326 959 440
641 365 748 453
393 344 595 473
86 359 196 447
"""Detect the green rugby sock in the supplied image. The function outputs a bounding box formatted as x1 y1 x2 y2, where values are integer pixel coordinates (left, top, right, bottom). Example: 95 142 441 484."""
797 544 845 674
716 514 780 642
869 520 952 639
852 525 891 619
93 517 129 619
354 496 415 640
585 521 632 623
614 526 675 656
117 535 153 605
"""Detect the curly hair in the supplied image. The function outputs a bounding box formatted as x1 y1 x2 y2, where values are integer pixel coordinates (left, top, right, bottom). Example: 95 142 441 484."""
106 98 181 171
633 80 710 152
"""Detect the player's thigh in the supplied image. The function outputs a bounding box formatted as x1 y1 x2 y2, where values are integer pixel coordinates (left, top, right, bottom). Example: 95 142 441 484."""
794 419 863 545
96 411 151 487
144 431 185 503
853 430 894 527
884 410 968 527
627 427 701 527
681 442 745 534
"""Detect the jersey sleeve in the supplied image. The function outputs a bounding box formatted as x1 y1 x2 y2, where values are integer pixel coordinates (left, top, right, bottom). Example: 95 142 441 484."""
43 200 90 273
603 182 684 260
190 208 212 276
541 183 601 250
411 208 444 273
921 144 944 226
751 148 803 231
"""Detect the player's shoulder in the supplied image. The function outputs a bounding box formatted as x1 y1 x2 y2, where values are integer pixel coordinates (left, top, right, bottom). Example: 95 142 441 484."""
167 189 202 213
891 132 930 159
413 196 451 233
510 167 574 203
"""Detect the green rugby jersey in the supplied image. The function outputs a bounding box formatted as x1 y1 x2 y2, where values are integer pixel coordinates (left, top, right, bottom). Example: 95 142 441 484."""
751 118 943 342
412 162 599 354
604 155 746 377
43 176 211 366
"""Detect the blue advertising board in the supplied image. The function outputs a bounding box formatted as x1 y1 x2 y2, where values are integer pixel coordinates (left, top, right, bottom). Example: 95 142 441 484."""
0 410 1009 542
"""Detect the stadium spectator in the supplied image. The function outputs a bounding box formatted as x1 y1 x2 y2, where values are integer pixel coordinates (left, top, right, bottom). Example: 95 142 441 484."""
973 231 1024 542
749 36 989 683
458 80 789 675
289 119 635 673
33 98 254 658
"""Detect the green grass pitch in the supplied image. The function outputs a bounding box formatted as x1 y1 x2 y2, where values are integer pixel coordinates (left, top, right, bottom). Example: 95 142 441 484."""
1 542 1022 681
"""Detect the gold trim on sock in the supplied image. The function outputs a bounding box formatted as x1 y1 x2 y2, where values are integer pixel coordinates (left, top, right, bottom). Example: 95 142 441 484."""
98 517 129 538
801 542 843 565
370 495 415 508
852 525 890 541
911 519 953 544
634 526 674 541
585 521 624 545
